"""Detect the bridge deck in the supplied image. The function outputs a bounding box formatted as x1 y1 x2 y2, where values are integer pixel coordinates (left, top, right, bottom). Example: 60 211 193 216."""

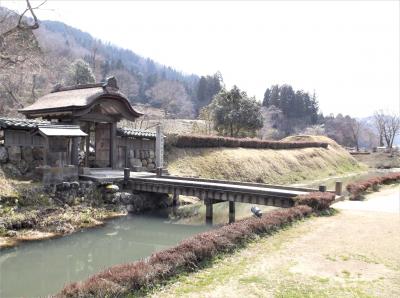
80 169 337 224
80 169 317 205
132 176 309 197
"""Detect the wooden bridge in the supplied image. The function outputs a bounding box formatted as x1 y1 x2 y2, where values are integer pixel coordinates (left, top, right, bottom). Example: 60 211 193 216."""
80 169 342 224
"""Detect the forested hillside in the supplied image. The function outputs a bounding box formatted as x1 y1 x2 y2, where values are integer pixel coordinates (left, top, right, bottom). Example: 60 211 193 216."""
0 7 221 118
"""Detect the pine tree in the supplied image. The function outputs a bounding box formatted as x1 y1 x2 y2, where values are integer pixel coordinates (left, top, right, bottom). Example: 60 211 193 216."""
67 59 95 85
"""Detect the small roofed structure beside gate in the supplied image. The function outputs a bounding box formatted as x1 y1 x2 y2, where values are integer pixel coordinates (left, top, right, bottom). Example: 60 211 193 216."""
0 77 158 183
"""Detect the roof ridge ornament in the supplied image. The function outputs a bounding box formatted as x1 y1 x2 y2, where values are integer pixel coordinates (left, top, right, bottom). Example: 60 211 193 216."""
102 76 119 91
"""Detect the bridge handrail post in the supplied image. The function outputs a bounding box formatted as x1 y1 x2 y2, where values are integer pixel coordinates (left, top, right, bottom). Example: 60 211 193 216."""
155 124 164 177
335 181 343 195
124 168 130 186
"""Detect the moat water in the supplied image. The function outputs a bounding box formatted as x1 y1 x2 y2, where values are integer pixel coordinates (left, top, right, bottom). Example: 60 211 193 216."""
0 212 210 297
0 202 272 298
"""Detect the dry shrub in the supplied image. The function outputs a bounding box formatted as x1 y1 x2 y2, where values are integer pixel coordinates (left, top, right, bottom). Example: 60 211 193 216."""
346 172 400 199
171 134 328 149
57 205 315 297
294 192 336 211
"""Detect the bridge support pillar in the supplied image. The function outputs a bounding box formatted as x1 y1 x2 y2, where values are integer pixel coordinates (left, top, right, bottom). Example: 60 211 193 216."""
205 198 213 225
172 194 179 206
229 201 235 223
123 168 130 187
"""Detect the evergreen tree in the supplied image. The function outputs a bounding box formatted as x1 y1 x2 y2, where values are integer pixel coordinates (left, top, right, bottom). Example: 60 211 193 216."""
262 84 320 132
195 72 223 115
207 86 263 137
66 59 95 85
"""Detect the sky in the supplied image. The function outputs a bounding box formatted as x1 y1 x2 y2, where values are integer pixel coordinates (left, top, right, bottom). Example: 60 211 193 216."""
1 0 399 118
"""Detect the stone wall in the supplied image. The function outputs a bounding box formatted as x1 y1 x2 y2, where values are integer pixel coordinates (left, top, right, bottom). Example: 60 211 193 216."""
44 180 171 213
0 145 44 177
128 148 156 171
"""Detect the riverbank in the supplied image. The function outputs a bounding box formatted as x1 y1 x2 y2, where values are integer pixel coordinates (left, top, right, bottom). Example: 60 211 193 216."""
0 177 171 249
152 185 400 298
0 205 125 249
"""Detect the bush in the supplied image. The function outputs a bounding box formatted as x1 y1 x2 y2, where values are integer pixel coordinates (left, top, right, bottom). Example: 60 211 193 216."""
346 172 400 199
57 205 314 297
170 134 328 149
294 192 336 211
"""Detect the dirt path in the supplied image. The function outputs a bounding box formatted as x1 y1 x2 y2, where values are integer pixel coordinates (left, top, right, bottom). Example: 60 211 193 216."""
152 185 400 298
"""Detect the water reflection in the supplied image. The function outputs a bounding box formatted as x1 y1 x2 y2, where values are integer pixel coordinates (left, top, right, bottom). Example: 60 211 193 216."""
0 214 209 297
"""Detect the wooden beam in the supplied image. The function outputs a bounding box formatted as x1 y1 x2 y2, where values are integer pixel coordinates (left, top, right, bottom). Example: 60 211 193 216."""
79 112 117 123
85 122 90 167
229 201 235 223
110 122 117 169
205 198 213 225
71 137 79 166
43 136 49 166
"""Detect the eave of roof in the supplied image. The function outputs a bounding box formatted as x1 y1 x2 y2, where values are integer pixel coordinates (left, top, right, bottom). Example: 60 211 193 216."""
0 117 154 140
18 77 143 120
117 127 157 139
0 117 49 129
37 125 87 137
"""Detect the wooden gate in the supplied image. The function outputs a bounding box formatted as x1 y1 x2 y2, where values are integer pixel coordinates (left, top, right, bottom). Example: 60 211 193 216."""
95 123 111 167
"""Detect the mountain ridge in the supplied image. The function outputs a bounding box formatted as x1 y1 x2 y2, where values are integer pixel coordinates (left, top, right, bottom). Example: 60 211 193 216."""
0 6 219 118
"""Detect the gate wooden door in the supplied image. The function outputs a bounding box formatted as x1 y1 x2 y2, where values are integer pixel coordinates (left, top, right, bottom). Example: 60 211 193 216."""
95 123 111 167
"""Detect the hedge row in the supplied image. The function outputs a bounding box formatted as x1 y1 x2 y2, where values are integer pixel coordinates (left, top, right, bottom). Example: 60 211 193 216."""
294 192 336 211
346 172 400 198
170 134 329 149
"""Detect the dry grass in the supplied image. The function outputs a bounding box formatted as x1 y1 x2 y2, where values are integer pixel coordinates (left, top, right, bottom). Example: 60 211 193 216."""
0 173 18 198
167 136 362 184
353 151 400 169
153 189 400 298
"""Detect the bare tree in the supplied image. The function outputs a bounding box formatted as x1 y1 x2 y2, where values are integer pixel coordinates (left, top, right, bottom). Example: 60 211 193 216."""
0 0 45 69
384 114 400 149
374 111 386 147
374 111 400 149
349 118 362 151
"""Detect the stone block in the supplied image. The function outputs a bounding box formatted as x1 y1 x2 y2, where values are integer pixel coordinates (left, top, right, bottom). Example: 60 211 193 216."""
16 160 29 175
32 147 44 161
21 147 34 163
104 184 119 193
7 146 21 162
2 163 21 177
0 146 8 163
129 158 142 167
